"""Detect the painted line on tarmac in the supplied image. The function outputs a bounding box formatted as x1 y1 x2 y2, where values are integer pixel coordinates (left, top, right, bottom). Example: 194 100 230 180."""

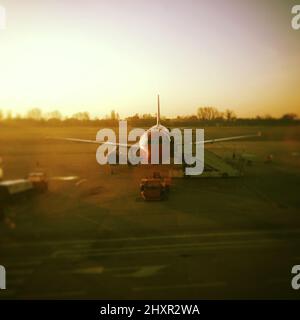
72 266 105 274
51 238 285 259
4 260 42 267
75 213 104 227
71 265 166 278
3 228 300 249
116 265 166 278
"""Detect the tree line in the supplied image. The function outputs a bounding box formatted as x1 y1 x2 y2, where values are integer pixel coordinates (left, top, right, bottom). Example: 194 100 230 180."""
0 107 298 126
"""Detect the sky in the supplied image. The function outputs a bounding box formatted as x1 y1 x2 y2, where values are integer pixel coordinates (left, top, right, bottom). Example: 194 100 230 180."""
0 0 299 118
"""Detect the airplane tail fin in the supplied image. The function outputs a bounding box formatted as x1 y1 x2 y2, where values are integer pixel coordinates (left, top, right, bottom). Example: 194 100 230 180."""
156 94 160 126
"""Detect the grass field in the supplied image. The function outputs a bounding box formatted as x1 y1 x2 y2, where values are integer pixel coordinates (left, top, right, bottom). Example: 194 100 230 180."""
0 125 300 299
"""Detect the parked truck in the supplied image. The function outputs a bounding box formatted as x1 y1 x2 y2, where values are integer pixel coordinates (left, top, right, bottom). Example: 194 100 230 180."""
140 172 171 201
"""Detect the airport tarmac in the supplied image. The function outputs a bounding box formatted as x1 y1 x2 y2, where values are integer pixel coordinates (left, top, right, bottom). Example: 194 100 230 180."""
0 139 300 299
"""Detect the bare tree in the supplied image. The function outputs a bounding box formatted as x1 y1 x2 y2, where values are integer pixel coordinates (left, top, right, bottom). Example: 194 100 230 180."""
71 112 90 121
27 108 42 120
126 113 140 121
225 109 236 121
110 110 119 120
46 110 62 120
6 110 13 120
197 107 223 120
281 113 298 121
142 113 153 119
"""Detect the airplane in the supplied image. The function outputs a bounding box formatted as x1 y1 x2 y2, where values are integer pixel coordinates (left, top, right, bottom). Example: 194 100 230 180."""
55 95 261 166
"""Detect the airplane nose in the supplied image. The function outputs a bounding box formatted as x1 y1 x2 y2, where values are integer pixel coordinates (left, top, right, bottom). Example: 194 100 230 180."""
139 148 150 164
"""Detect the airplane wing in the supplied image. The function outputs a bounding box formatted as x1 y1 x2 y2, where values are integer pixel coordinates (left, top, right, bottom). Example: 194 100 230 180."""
201 132 261 144
49 132 261 147
48 137 138 149
174 132 261 146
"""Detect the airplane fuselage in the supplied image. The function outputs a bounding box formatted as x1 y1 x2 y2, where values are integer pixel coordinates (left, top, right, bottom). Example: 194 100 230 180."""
139 124 171 164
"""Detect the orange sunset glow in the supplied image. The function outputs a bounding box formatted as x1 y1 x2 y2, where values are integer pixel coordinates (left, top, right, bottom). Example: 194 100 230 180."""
0 0 299 118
